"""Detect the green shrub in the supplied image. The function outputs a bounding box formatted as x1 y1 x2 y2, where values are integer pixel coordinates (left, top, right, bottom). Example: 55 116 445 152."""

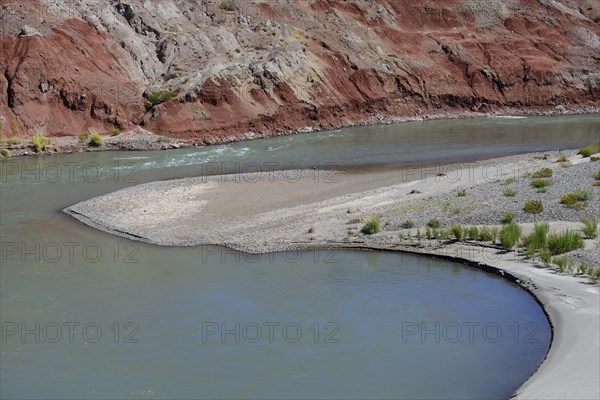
561 190 591 208
531 179 552 189
478 226 495 242
451 225 463 241
426 227 432 240
6 137 20 145
579 263 588 276
427 218 441 229
361 216 381 235
401 220 415 229
581 217 598 239
31 135 49 152
572 190 591 201
578 144 600 157
522 222 549 252
500 223 522 250
560 194 578 207
148 90 178 106
591 156 600 162
89 132 103 147
467 226 479 240
416 228 422 241
220 0 237 11
539 248 552 267
503 212 515 224
553 256 568 272
79 133 89 142
503 188 517 197
0 148 12 158
547 230 584 255
111 128 121 136
523 200 543 214
457 190 466 197
531 168 553 178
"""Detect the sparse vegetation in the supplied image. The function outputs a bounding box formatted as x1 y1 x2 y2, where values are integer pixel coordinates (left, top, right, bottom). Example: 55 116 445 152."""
531 179 552 189
578 144 600 157
79 133 89 142
478 226 496 242
89 131 103 147
148 90 178 106
594 170 600 181
504 177 515 184
547 230 584 255
111 128 121 136
401 220 415 229
557 153 568 163
1 148 12 158
451 225 463 241
591 156 600 162
531 168 553 178
553 256 568 272
522 222 549 253
6 137 20 145
361 216 381 235
426 218 441 229
539 248 552 267
523 200 543 214
31 135 49 153
500 223 522 250
502 212 515 224
466 226 479 240
457 190 466 197
581 217 598 239
503 188 517 197
220 1 237 11
560 190 591 209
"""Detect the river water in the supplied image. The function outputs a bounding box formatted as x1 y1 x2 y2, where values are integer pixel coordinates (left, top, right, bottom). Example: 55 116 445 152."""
2 115 597 399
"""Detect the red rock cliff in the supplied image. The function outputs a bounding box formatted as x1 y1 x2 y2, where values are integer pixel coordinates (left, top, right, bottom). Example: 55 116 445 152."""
1 0 599 142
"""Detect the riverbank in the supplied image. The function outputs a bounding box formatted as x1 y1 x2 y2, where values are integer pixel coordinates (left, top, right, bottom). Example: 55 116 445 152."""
2 107 599 158
65 149 600 399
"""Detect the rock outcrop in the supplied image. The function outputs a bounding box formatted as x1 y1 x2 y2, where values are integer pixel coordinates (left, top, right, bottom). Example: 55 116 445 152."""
1 0 599 141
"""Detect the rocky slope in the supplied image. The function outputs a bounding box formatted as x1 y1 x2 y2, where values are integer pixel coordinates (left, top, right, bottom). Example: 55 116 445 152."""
1 0 599 143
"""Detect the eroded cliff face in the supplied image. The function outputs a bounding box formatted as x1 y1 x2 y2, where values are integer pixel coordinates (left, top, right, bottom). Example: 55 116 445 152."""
1 0 599 142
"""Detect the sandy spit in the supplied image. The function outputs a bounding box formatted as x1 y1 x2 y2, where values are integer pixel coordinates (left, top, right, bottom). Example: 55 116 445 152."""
65 150 600 399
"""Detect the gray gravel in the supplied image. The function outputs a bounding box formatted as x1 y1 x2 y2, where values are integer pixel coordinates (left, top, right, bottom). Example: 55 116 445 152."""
384 156 599 228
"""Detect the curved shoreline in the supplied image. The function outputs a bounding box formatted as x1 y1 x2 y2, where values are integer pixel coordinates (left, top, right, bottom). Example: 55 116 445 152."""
64 151 600 399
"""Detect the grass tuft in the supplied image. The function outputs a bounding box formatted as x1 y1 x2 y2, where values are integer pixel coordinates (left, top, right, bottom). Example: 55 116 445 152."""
531 168 553 178
522 222 549 253
547 230 584 255
148 90 178 106
581 217 598 239
89 131 103 147
578 144 600 157
500 223 522 250
31 135 49 153
426 218 441 229
523 200 543 214
503 188 517 197
401 220 415 229
531 179 552 189
361 216 381 235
